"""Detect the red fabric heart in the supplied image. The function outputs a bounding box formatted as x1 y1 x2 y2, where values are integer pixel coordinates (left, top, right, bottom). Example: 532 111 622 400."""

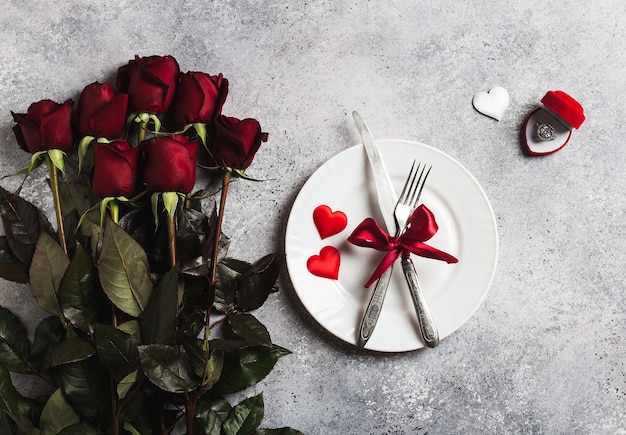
307 246 340 280
313 205 347 239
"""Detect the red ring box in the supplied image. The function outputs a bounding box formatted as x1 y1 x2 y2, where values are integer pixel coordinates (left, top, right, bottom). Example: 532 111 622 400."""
523 90 585 155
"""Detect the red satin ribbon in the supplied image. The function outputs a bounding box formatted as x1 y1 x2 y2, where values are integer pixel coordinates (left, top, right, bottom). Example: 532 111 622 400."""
347 204 458 288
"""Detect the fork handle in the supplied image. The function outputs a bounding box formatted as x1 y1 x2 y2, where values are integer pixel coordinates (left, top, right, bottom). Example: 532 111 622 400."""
401 252 439 348
357 266 393 347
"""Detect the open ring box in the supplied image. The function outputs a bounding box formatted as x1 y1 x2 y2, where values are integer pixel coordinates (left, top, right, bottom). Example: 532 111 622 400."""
523 90 585 155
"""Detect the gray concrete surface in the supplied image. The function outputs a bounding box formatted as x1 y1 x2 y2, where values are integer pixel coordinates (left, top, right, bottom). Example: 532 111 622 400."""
1 1 625 433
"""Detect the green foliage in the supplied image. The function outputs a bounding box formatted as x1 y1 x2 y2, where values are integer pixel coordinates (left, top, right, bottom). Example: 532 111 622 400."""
0 185 293 434
29 231 70 317
97 217 153 316
0 306 32 374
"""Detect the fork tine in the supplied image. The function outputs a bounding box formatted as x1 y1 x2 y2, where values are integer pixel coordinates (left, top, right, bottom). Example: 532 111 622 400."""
408 165 431 207
398 160 417 204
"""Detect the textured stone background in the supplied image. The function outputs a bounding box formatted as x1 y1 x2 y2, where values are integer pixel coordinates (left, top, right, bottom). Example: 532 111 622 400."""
1 1 625 433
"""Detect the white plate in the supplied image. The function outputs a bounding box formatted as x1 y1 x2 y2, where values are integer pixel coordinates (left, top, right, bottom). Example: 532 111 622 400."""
285 139 498 352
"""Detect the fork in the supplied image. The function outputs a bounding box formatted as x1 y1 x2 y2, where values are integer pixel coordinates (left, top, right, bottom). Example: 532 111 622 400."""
398 164 439 348
395 163 440 347
358 161 432 347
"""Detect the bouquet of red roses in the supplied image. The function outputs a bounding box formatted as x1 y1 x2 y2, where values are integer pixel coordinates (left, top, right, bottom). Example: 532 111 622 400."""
0 55 298 435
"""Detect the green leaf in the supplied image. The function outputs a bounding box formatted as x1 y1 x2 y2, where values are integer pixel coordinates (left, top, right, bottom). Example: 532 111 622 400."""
123 421 142 435
182 341 224 389
141 266 178 345
10 415 41 435
30 316 65 372
194 396 231 435
29 231 69 317
97 218 152 317
116 370 139 399
202 351 224 390
214 345 291 395
222 393 264 435
0 186 53 265
117 320 140 340
137 345 199 393
227 313 271 347
235 253 282 312
0 306 32 374
57 181 99 234
94 323 139 381
39 388 79 435
51 337 95 366
214 259 249 313
177 208 210 265
58 245 98 333
0 365 30 415
53 356 112 421
0 237 29 283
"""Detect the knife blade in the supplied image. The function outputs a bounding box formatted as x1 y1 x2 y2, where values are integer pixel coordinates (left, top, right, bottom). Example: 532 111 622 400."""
352 111 398 347
352 112 397 232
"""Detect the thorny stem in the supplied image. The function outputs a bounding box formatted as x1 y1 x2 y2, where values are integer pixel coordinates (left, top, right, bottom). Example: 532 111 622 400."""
47 157 68 255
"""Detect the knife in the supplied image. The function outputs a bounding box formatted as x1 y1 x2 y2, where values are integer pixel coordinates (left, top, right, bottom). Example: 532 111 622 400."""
352 111 398 347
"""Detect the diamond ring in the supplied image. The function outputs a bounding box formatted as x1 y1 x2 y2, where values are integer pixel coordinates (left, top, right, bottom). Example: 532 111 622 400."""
536 123 556 141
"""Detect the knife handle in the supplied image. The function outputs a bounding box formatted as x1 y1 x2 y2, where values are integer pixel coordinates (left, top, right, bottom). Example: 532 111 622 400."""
357 266 393 347
401 252 439 348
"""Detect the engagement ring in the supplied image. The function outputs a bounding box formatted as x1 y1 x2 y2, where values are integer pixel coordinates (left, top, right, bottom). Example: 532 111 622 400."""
536 123 556 141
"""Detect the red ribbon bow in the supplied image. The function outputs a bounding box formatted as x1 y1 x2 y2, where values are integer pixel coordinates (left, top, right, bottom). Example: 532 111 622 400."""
347 204 458 288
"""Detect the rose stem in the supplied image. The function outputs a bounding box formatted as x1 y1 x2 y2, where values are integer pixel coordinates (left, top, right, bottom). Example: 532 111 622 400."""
193 170 232 431
168 210 177 267
138 120 147 144
108 199 121 435
47 157 68 255
209 170 231 286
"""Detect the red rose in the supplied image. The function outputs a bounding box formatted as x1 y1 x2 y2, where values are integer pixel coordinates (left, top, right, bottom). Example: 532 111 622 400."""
210 116 268 170
116 55 180 113
77 82 128 139
171 72 228 128
91 141 141 199
142 134 198 193
11 99 73 154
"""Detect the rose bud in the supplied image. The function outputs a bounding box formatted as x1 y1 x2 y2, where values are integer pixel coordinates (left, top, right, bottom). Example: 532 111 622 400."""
116 55 180 113
171 72 228 128
77 82 129 139
210 116 268 170
91 141 141 199
11 99 73 154
142 134 198 194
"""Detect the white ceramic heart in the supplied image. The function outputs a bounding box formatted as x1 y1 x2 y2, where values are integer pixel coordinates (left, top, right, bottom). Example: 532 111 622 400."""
472 86 510 121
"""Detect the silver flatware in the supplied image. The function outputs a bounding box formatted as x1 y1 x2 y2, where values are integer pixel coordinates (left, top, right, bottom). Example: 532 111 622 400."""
353 111 439 348
401 252 439 347
352 111 397 347
397 164 440 348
